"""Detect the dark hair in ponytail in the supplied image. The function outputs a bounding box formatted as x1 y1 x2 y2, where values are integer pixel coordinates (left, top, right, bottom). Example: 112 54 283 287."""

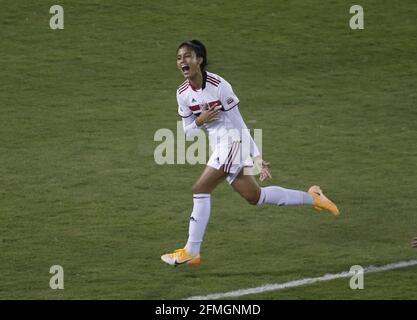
177 39 208 73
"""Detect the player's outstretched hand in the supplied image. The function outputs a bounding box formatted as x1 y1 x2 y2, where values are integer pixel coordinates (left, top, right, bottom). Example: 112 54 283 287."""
412 237 417 248
259 160 272 182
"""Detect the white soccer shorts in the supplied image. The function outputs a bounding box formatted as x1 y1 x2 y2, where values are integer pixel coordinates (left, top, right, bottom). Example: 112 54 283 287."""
207 140 254 184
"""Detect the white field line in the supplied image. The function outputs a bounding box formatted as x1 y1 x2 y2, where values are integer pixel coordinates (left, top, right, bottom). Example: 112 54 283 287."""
185 259 417 300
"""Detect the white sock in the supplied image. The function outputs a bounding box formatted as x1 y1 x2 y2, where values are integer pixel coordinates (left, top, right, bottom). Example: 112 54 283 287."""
257 186 313 206
185 193 211 256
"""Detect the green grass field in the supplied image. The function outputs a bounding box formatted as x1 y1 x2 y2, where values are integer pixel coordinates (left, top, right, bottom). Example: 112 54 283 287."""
1 0 416 299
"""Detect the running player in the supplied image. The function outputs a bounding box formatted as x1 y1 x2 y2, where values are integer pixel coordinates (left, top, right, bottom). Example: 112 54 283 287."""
161 40 340 266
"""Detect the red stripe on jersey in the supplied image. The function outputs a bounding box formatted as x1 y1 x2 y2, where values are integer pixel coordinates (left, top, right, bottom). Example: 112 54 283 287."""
178 84 189 94
207 78 220 85
189 100 221 112
207 75 220 84
178 80 188 90
208 100 222 107
206 79 219 87
178 84 188 92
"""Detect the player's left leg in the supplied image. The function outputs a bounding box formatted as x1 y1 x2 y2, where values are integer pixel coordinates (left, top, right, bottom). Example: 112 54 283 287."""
231 170 313 206
230 170 339 215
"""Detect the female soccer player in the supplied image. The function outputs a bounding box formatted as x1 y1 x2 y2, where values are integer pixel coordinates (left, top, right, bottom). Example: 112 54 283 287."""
161 40 340 266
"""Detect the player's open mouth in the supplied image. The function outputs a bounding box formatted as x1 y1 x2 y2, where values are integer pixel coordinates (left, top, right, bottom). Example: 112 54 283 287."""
181 65 190 73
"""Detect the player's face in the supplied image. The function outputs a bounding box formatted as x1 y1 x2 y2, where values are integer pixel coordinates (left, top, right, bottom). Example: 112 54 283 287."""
177 46 202 79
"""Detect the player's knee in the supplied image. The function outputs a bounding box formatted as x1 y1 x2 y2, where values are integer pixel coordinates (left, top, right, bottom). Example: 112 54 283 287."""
245 192 260 206
247 197 259 205
192 182 204 194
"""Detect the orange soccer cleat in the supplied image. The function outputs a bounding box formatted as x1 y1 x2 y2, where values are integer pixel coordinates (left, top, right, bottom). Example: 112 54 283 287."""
161 248 201 266
308 185 340 216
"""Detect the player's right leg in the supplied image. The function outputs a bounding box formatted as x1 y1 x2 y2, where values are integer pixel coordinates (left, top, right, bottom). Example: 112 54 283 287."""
161 166 227 266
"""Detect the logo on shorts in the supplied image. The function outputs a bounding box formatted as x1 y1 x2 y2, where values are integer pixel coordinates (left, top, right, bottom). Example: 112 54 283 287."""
190 216 197 222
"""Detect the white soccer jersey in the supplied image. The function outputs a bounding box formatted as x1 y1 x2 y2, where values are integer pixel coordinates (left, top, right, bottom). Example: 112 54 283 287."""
176 71 260 151
176 71 260 183
177 71 240 140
